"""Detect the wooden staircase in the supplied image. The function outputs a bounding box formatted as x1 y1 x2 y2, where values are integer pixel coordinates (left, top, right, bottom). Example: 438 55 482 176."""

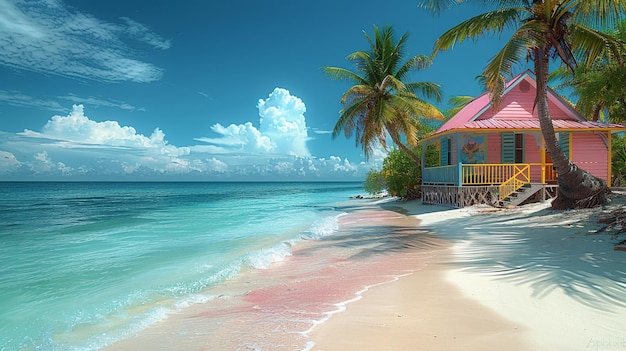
499 183 546 207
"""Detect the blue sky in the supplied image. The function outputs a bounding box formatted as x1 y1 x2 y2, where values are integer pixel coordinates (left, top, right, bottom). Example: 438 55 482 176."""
0 0 510 181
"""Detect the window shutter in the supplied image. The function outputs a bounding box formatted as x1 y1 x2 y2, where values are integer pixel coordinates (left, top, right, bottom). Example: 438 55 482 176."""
441 138 449 165
501 132 515 163
559 132 570 158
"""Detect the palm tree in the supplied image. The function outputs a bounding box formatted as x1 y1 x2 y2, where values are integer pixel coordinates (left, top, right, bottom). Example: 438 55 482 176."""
550 19 626 123
324 25 445 165
419 0 626 209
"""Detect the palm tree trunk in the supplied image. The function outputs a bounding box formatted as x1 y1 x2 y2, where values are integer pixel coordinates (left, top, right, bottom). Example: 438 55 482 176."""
534 50 610 209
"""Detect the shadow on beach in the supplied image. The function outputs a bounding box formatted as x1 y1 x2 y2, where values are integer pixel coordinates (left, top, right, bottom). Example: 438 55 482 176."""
400 196 626 313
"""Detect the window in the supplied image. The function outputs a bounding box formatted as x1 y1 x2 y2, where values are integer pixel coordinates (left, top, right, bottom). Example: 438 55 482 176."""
515 133 524 163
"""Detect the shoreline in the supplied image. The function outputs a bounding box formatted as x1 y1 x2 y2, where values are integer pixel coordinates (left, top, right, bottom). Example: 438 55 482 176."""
104 199 448 350
309 195 626 350
308 245 530 351
103 194 626 350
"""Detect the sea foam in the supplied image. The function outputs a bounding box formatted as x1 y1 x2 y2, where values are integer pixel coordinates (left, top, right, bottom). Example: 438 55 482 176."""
244 241 294 269
301 213 345 240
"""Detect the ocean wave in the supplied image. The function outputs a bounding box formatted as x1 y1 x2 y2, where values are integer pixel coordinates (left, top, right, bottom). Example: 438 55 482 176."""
300 213 346 240
244 241 295 269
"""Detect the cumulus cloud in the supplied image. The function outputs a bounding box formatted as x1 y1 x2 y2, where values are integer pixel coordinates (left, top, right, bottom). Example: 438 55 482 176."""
2 105 199 177
0 95 378 180
198 88 310 157
257 88 309 156
22 105 189 157
0 0 169 82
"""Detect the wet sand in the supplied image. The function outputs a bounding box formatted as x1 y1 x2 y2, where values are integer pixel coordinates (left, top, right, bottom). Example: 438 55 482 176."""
104 200 529 350
105 194 626 350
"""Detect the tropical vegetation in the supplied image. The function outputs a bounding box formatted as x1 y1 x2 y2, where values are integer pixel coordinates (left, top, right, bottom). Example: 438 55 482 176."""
550 19 626 124
364 144 438 199
613 134 626 187
419 0 626 209
323 25 445 165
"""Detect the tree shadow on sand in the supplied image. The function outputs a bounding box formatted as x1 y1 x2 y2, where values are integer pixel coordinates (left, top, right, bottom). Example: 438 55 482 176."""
427 205 626 313
299 221 446 260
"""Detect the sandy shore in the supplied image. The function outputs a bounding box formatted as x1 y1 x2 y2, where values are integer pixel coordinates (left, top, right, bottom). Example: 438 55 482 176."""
104 193 626 351
309 247 529 351
310 194 626 351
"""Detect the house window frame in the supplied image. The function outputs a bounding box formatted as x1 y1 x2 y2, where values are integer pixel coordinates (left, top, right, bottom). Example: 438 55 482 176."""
514 133 525 163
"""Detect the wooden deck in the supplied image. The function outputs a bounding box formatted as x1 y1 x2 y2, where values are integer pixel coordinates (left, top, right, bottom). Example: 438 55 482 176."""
422 163 558 208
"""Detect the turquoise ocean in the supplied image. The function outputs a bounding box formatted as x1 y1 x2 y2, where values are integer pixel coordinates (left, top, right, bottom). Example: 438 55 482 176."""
0 181 364 350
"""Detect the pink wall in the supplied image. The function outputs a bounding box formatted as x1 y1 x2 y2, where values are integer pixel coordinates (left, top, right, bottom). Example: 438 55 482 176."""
524 134 543 182
571 132 609 181
487 133 501 163
476 79 572 121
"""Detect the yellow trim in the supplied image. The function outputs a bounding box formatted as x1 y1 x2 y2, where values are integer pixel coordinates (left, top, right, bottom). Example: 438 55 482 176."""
498 164 531 200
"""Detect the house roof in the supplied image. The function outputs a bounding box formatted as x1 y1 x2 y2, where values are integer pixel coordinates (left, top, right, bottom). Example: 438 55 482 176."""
423 70 626 141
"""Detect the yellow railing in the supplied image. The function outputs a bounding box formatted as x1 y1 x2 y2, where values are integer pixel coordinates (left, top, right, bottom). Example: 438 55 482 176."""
498 164 531 200
461 164 522 185
458 163 531 200
423 163 554 189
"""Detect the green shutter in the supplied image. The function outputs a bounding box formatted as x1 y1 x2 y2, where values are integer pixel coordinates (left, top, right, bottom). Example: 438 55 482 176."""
559 132 570 158
501 132 515 163
441 138 449 166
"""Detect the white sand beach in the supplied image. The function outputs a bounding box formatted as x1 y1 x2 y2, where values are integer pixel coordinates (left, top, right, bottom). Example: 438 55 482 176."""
310 193 626 351
104 192 626 351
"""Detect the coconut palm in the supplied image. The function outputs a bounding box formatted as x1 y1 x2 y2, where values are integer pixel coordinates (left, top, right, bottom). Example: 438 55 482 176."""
324 25 445 165
550 19 626 123
419 0 626 209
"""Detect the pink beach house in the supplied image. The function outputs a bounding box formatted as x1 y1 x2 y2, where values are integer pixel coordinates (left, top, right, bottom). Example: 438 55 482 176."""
420 70 626 208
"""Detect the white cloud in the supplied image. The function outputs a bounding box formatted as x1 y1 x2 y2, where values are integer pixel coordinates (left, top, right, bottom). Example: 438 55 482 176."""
7 105 195 176
198 88 310 157
204 122 275 153
312 128 333 135
257 88 310 156
0 99 377 180
0 90 66 112
0 90 142 113
0 0 169 82
121 17 171 50
23 105 184 155
58 94 143 111
0 150 21 173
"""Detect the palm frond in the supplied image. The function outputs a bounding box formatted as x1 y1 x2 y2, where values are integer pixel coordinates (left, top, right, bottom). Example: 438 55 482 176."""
446 95 475 117
417 0 467 14
571 0 626 30
570 23 626 68
339 86 370 107
483 21 544 105
323 67 367 85
432 8 525 57
404 81 443 102
395 55 433 80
